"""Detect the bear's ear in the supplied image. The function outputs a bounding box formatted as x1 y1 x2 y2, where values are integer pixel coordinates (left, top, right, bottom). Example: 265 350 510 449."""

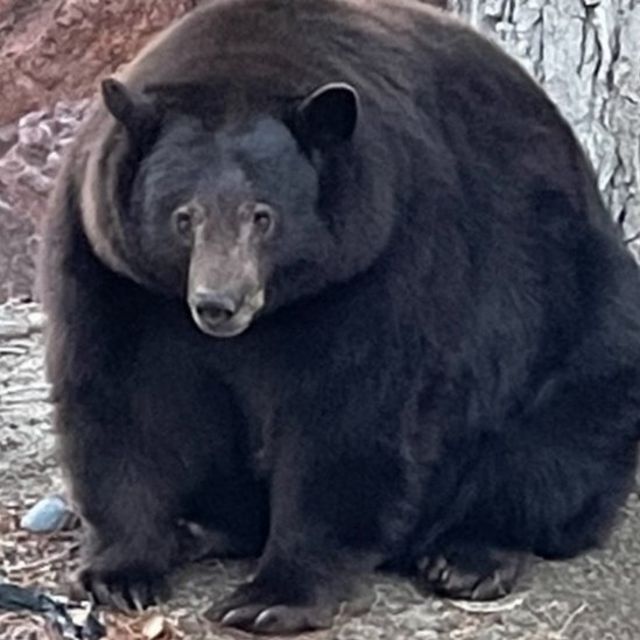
101 78 162 141
294 82 359 149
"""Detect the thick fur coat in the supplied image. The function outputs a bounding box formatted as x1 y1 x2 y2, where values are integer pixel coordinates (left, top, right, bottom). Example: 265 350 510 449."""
41 0 640 633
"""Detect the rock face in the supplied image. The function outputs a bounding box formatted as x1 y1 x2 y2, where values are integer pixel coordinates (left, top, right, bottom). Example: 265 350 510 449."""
0 0 196 302
0 0 197 126
0 0 638 302
0 101 88 301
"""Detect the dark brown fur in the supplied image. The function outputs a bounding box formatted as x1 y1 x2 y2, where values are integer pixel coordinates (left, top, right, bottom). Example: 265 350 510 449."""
41 0 640 634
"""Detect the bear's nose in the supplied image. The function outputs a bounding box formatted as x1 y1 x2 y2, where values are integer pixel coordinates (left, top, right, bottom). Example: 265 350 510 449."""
191 289 238 327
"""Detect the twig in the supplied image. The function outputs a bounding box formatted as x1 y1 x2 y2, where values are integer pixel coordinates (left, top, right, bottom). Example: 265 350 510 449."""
0 383 51 406
0 324 33 339
0 347 29 356
624 230 640 245
2 384 51 396
1 397 51 406
554 602 588 638
8 543 80 574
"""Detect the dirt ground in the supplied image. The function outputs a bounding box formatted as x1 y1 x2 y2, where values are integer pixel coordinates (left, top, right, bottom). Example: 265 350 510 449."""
1 299 639 640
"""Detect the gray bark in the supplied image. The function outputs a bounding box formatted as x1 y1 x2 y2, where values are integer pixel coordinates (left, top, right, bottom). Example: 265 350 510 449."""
448 0 640 256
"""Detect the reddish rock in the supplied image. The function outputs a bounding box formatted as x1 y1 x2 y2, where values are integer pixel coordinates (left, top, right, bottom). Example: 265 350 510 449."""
0 100 89 302
0 0 197 302
0 0 197 127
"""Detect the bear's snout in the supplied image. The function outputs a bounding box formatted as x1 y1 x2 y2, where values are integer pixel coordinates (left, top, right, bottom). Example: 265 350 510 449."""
191 289 238 328
188 286 265 338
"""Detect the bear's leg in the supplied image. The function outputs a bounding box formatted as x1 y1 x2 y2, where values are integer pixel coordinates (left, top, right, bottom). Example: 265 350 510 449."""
209 373 418 634
52 343 177 606
415 368 639 600
209 461 384 633
55 315 242 610
46 252 248 608
63 340 253 609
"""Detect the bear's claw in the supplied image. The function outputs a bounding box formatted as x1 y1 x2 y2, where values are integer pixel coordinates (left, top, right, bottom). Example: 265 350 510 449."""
208 582 337 634
418 544 525 601
74 562 169 612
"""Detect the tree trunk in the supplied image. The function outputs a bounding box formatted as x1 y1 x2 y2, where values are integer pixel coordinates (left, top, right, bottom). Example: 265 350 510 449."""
448 0 640 257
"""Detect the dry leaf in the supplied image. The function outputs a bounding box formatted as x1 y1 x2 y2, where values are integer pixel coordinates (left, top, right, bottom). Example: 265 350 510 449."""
142 613 167 639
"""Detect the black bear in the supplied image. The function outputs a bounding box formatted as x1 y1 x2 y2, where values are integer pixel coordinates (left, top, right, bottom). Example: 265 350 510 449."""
41 0 640 634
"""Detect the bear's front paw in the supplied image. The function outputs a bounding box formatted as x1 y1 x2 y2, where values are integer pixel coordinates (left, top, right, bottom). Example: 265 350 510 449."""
73 552 171 611
207 579 338 634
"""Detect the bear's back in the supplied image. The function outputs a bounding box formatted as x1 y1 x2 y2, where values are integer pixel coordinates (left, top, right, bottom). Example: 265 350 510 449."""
124 0 441 97
88 0 598 211
81 0 596 214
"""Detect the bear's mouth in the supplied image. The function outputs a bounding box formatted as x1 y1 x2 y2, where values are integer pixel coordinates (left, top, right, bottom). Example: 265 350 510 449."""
189 288 265 338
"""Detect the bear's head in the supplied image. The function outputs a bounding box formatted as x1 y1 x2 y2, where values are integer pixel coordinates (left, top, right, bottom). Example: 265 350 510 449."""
100 79 363 337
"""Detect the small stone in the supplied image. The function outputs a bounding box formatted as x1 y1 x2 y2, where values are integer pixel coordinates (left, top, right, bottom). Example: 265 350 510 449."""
0 123 18 155
43 150 62 176
18 110 48 129
17 167 53 195
20 494 74 533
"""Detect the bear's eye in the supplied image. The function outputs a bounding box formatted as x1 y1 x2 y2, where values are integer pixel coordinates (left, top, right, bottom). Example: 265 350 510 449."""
252 204 275 236
173 207 193 240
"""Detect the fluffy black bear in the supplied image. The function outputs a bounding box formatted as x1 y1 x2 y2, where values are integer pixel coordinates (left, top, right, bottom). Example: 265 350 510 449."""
41 0 640 633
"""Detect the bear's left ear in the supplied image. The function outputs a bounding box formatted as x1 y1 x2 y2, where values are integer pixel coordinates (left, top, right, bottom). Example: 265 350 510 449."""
294 82 359 149
101 78 163 142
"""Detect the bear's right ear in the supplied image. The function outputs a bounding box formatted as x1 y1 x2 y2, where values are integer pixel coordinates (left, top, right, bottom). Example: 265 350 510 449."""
294 82 359 150
101 78 163 141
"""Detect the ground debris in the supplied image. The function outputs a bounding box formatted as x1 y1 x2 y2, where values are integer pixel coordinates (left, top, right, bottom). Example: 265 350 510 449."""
2 299 640 638
104 611 183 640
446 595 526 614
0 582 105 639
